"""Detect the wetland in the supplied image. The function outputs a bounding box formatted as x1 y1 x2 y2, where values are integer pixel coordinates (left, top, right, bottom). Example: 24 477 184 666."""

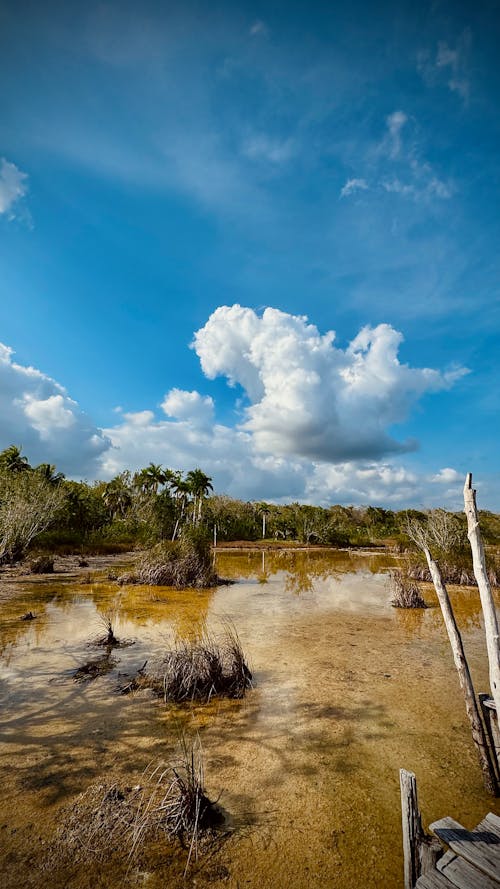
1 548 499 889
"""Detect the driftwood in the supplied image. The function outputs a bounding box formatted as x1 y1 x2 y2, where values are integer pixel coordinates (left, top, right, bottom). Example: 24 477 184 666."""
400 769 442 889
464 473 500 748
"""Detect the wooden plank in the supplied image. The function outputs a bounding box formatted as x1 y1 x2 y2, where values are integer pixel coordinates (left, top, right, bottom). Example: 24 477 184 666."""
430 817 500 884
438 849 500 889
477 814 500 842
416 871 456 889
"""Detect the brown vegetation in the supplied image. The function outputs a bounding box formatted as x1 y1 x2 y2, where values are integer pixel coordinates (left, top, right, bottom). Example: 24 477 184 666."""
122 624 252 703
49 738 222 876
389 568 427 609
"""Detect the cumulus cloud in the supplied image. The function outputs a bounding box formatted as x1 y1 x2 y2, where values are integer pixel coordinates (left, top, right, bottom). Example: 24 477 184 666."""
0 306 470 506
431 467 461 484
161 388 215 428
0 158 28 218
340 178 369 198
193 305 466 462
0 342 109 475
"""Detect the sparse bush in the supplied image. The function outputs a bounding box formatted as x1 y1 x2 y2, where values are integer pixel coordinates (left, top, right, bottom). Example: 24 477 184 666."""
124 624 252 702
389 568 427 608
134 529 217 588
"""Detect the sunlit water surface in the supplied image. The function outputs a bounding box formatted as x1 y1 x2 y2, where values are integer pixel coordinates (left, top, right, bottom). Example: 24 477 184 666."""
1 549 499 889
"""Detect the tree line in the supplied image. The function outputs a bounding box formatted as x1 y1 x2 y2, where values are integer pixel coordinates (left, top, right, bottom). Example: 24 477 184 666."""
0 445 499 564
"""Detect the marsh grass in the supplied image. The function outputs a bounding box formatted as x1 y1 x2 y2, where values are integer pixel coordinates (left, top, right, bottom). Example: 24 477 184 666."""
122 622 252 703
131 737 222 874
49 737 222 877
388 568 427 609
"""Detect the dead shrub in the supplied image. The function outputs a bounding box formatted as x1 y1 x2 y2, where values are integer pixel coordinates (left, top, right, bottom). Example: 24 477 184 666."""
389 568 427 609
123 623 252 703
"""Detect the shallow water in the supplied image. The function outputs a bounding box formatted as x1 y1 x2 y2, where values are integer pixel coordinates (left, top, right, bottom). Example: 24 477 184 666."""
1 549 499 888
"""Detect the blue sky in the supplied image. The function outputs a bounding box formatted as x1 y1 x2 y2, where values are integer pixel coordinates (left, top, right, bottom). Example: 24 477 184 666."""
0 0 499 508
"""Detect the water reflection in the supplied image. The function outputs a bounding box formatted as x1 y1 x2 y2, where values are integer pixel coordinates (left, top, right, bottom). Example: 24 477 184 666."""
1 549 500 889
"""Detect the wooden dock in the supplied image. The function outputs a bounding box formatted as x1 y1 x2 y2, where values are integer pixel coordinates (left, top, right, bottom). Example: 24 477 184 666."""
417 813 500 889
400 770 500 888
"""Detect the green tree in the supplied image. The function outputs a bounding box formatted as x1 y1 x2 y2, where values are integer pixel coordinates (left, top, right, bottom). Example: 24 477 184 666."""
0 445 31 474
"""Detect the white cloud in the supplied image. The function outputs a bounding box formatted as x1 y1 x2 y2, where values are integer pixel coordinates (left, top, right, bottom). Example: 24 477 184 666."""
340 178 369 198
161 388 214 428
0 342 109 475
431 467 461 484
0 307 471 506
193 305 467 462
0 158 28 218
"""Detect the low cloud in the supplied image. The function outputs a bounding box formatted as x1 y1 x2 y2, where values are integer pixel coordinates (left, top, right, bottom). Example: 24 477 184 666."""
0 307 470 506
0 158 28 219
0 342 109 476
431 467 461 484
193 305 466 463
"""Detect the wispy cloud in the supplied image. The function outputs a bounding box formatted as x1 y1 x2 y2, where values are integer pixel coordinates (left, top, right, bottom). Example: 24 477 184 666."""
242 134 295 164
249 20 269 38
0 158 28 219
418 31 471 102
385 110 408 158
340 178 369 198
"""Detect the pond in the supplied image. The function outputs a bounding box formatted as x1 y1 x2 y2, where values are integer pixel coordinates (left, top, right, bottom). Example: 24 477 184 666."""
0 549 499 888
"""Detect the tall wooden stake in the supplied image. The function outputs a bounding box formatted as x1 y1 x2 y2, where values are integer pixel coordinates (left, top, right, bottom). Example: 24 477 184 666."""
464 473 500 738
422 545 498 795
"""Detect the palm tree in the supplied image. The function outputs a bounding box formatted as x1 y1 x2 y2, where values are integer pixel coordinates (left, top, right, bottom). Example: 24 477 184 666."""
255 502 271 539
0 445 31 474
133 463 167 497
186 469 213 524
35 463 66 485
102 473 133 518
171 472 191 540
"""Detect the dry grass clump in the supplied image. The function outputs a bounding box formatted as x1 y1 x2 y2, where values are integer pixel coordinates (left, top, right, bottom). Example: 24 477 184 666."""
131 738 222 873
389 568 427 609
49 738 222 876
123 624 252 703
29 553 54 574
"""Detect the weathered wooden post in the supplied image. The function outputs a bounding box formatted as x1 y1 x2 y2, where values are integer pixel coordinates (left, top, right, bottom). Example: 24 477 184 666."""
422 546 498 795
464 473 500 738
400 769 441 888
